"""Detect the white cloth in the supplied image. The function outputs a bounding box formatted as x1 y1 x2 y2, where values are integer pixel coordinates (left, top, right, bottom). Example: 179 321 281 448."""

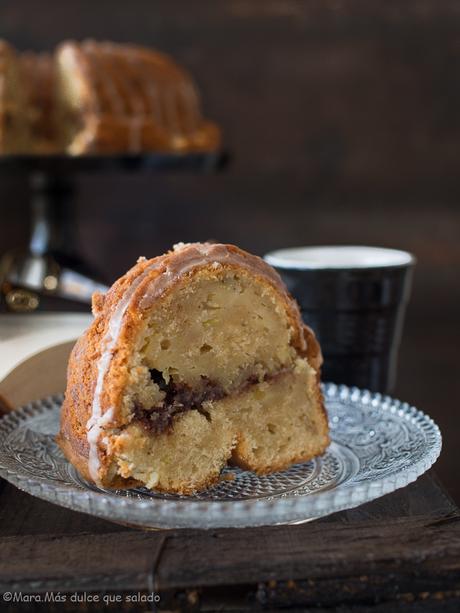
0 313 92 382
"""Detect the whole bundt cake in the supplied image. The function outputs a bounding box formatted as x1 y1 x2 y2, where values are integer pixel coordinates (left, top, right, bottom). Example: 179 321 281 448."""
58 243 329 494
55 40 220 154
0 39 220 155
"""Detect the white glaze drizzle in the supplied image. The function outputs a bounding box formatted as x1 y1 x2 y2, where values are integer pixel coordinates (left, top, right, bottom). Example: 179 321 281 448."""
146 81 164 127
164 87 182 140
128 116 144 152
86 259 162 482
180 81 200 135
87 243 303 482
124 50 147 153
98 42 125 115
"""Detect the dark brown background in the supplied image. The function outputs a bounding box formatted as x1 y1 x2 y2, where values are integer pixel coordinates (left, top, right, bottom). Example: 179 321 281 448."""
0 1 459 500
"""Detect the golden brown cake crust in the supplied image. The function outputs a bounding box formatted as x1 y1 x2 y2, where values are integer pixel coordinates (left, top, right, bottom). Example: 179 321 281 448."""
57 243 328 489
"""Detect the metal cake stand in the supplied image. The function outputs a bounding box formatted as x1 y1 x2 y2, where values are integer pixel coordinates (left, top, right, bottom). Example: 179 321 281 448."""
0 152 226 312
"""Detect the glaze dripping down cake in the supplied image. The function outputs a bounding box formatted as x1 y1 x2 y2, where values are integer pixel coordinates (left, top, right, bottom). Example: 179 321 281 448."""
58 243 329 494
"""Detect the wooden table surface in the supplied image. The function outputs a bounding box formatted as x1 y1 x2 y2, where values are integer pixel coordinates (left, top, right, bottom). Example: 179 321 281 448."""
0 471 459 612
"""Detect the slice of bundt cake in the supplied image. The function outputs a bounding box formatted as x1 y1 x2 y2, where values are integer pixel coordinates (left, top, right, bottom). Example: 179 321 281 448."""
58 243 329 494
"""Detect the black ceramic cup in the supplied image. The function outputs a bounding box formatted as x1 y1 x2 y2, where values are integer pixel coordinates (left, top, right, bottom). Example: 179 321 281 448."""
264 246 415 393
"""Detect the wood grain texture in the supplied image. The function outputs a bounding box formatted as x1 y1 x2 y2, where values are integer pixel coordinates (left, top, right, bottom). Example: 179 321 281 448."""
0 473 459 610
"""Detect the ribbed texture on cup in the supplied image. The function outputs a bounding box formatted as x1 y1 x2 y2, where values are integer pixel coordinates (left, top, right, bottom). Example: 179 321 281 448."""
272 263 414 392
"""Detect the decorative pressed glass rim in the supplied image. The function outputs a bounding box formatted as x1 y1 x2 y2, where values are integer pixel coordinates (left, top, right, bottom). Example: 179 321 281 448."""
0 383 441 529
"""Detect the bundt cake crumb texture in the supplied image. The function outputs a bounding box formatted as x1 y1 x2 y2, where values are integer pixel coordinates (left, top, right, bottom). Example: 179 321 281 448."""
58 243 329 494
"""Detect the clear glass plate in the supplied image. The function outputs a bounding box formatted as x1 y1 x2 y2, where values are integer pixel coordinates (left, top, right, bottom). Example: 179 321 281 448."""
0 383 442 529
